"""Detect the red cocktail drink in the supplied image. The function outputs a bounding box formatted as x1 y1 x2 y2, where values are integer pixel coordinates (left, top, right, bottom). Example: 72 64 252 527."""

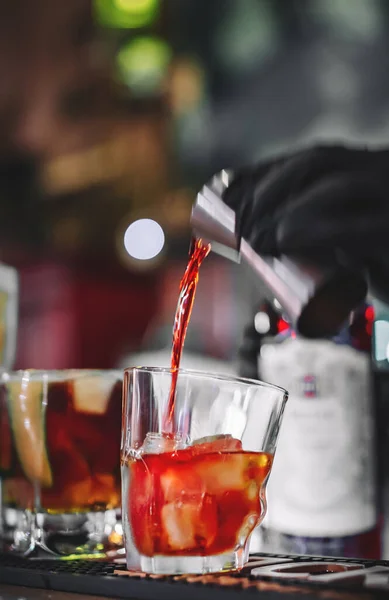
128 436 272 557
121 368 287 575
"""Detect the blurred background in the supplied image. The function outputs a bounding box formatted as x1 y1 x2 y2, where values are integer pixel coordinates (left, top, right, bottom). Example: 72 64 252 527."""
3 0 389 372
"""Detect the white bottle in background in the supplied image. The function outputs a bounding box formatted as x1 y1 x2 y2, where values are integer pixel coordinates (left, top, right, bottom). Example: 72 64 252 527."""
251 303 381 558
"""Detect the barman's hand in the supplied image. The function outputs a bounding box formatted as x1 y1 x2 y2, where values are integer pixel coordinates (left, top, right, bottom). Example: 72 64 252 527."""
223 145 389 303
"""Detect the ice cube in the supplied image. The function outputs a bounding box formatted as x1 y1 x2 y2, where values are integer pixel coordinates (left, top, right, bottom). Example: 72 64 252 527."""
191 434 242 454
195 454 247 493
160 459 218 552
161 493 217 552
160 462 203 503
73 376 115 415
140 432 187 455
198 452 273 496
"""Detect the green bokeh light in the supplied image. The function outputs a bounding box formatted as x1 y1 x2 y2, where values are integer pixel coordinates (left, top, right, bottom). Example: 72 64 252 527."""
94 0 159 29
116 36 172 95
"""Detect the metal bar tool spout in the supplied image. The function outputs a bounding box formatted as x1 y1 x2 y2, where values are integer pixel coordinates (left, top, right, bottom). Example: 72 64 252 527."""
191 170 367 338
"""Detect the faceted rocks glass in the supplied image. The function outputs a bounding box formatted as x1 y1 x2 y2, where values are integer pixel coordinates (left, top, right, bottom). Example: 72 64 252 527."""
121 367 288 575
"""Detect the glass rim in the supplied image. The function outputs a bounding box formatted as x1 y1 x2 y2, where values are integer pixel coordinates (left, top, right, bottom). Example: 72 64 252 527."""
1 369 123 382
125 365 288 397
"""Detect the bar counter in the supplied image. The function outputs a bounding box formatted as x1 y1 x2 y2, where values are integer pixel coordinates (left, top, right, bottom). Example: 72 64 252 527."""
1 553 389 600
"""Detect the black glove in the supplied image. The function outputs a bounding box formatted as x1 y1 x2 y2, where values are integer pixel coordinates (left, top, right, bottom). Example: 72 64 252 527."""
223 145 389 303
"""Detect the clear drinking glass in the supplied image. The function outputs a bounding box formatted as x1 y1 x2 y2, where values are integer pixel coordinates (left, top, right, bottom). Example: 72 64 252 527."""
121 367 288 575
0 369 123 557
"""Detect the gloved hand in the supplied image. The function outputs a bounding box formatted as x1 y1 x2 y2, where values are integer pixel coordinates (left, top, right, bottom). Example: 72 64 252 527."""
223 145 389 303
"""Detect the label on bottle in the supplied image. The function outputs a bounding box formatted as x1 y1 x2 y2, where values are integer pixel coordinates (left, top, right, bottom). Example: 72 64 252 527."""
259 338 377 537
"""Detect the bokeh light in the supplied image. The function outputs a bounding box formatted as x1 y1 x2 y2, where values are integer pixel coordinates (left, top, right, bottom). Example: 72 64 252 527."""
123 218 165 260
116 36 172 95
94 0 159 29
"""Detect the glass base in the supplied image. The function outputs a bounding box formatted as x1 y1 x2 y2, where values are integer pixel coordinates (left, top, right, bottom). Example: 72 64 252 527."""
1 507 34 555
138 548 247 575
2 507 123 558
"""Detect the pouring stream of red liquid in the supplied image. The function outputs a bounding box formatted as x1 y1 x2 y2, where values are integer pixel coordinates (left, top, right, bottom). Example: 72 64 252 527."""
164 238 211 429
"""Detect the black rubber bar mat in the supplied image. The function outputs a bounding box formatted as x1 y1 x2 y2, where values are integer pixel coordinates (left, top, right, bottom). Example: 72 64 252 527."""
1 553 389 599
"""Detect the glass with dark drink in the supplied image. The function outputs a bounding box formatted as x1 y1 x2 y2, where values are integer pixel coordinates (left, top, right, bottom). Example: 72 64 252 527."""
0 369 123 557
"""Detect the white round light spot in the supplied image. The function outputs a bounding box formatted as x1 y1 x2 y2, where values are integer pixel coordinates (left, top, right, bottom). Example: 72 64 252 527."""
254 312 270 334
124 219 165 260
